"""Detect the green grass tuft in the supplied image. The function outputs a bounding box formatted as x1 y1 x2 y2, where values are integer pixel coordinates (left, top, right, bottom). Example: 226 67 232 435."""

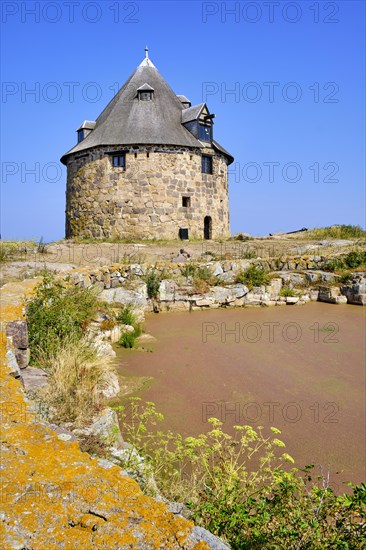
236 264 270 289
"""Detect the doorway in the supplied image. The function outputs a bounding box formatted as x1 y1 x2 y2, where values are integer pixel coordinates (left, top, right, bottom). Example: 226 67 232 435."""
204 216 212 240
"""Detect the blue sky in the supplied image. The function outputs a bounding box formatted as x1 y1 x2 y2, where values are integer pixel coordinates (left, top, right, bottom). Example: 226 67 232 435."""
1 0 365 241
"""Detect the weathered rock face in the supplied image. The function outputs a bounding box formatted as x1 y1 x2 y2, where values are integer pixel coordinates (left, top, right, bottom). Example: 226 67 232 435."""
100 285 148 309
5 348 22 379
65 145 230 240
340 274 366 305
74 408 123 447
318 286 348 304
21 365 49 393
6 320 29 369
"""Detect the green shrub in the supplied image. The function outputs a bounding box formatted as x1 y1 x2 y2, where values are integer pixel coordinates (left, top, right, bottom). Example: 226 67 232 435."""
236 264 270 288
117 304 137 326
181 264 197 278
323 251 366 272
119 331 138 349
26 274 99 364
181 264 219 292
344 250 366 268
116 398 366 550
144 269 161 299
280 287 297 297
195 266 214 281
191 470 366 549
191 266 218 293
323 257 345 272
339 272 353 284
181 264 221 286
26 274 118 429
117 305 142 348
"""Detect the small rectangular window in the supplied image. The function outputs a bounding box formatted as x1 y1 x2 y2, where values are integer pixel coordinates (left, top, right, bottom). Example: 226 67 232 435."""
202 155 213 174
182 196 191 207
139 91 152 101
77 130 84 143
112 154 125 168
199 124 211 142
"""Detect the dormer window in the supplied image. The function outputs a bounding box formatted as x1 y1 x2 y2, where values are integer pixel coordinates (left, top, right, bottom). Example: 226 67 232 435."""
199 124 212 142
137 83 154 101
76 120 96 144
177 95 191 108
182 104 215 142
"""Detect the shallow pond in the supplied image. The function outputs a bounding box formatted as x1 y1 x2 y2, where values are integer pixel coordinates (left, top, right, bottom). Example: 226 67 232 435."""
115 302 365 489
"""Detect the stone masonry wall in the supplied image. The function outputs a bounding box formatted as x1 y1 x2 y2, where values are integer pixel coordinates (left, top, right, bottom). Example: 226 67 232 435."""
66 261 366 308
66 145 230 240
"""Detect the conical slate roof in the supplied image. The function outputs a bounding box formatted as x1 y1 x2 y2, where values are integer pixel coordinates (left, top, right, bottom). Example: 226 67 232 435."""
61 56 206 163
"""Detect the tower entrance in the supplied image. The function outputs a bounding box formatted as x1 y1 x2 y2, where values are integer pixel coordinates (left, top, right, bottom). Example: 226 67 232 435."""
204 216 212 240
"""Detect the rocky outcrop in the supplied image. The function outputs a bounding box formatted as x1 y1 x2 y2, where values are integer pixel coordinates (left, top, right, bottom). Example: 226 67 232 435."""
73 408 124 448
100 284 148 310
340 274 366 305
318 286 348 304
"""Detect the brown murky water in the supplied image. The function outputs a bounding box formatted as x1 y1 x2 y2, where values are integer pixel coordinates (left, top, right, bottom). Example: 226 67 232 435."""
116 303 366 489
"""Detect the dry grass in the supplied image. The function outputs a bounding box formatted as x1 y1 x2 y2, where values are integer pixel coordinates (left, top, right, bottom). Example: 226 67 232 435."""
0 240 36 262
192 278 211 294
38 337 115 427
287 225 366 240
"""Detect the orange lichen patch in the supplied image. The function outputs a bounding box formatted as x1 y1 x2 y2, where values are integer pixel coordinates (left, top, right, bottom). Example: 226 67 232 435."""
0 279 40 345
0 279 211 549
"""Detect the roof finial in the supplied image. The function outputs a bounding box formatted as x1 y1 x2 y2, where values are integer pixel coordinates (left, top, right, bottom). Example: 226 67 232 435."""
145 46 149 59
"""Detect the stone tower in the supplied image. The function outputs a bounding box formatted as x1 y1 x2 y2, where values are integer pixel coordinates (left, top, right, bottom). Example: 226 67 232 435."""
61 51 234 240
